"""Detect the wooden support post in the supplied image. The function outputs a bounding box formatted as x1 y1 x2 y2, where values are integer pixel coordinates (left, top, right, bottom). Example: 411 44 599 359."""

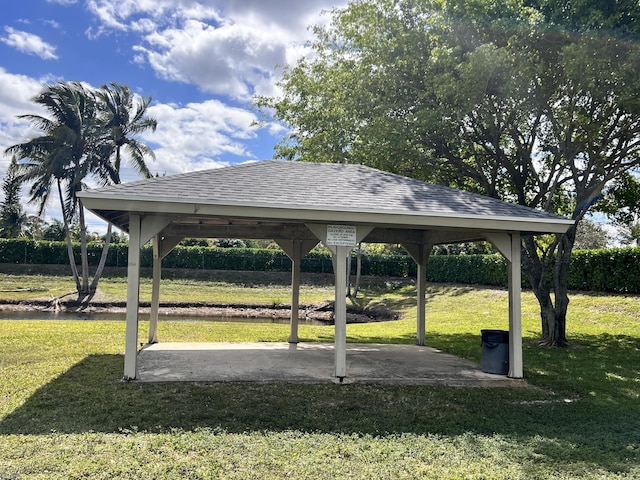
333 245 350 379
274 239 318 344
305 224 373 380
402 242 432 346
508 232 523 378
416 263 427 346
148 235 161 344
123 214 142 380
289 240 302 343
485 232 523 379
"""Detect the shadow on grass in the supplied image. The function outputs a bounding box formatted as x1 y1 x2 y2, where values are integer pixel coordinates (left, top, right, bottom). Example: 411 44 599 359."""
1 333 639 474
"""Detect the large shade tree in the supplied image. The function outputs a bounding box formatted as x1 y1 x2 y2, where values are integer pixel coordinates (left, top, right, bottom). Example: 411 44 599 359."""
5 80 157 300
257 0 640 346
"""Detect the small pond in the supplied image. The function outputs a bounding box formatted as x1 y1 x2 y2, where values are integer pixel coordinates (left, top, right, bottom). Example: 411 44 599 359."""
0 310 327 325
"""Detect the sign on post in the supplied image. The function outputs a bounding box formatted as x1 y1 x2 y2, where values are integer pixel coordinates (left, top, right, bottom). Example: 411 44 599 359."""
326 225 357 247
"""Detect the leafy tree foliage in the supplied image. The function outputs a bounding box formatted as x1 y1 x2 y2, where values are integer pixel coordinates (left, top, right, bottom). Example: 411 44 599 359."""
258 0 640 345
21 215 45 240
0 157 27 238
102 230 128 244
180 238 211 247
41 218 70 242
213 238 247 248
573 218 610 250
5 80 156 299
597 173 640 245
527 0 640 36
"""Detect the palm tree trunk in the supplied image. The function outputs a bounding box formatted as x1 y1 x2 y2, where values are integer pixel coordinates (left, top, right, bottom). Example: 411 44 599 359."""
78 201 90 294
89 223 112 293
58 180 81 293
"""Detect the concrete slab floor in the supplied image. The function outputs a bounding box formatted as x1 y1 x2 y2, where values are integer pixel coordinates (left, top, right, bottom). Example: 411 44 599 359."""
136 342 527 387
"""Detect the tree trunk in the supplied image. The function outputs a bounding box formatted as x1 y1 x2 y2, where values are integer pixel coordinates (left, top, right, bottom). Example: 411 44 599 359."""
521 224 576 347
352 243 363 299
57 180 81 293
551 224 576 346
78 202 90 294
89 223 113 293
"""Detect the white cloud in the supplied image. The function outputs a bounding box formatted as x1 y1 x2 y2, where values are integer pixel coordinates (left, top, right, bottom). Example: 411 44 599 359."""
0 68 46 122
1 27 58 60
85 0 221 34
47 0 79 5
0 70 59 221
85 0 344 99
136 20 286 100
0 1 349 229
0 68 260 178
133 99 260 178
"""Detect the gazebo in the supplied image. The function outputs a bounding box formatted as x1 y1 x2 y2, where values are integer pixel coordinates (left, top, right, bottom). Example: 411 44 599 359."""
78 160 573 381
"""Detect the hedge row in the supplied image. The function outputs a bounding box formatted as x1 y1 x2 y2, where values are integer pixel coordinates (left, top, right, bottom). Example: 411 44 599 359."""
0 239 639 293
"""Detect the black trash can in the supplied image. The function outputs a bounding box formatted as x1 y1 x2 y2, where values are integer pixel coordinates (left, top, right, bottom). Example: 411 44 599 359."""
481 329 509 375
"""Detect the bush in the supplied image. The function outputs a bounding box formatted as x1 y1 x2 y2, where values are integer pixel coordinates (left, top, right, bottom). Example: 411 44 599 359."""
568 247 640 293
1 238 640 293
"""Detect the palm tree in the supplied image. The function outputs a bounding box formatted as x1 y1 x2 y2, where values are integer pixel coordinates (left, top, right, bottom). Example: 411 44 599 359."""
5 80 157 300
6 81 103 294
88 82 157 290
97 82 157 182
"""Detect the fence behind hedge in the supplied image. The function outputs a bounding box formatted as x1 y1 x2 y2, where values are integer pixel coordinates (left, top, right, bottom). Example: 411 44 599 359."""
1 238 639 293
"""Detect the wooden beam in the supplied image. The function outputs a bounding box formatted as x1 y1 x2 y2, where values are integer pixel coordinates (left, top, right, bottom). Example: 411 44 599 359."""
161 223 318 241
140 215 172 245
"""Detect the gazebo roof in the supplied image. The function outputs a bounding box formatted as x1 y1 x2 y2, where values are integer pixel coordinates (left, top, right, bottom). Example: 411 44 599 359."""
79 160 572 244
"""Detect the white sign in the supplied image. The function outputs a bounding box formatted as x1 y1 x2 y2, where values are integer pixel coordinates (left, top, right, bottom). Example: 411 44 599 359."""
326 225 357 247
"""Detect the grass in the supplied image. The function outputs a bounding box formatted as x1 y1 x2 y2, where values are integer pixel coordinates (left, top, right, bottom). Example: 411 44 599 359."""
1 271 639 478
0 271 336 305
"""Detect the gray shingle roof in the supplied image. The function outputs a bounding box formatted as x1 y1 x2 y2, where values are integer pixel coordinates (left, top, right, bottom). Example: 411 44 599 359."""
83 160 566 222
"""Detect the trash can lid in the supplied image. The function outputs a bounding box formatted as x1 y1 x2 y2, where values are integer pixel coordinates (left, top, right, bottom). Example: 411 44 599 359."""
481 329 509 343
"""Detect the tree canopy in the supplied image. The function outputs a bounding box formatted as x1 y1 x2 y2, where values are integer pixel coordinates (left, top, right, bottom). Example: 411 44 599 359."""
0 157 26 239
257 0 640 345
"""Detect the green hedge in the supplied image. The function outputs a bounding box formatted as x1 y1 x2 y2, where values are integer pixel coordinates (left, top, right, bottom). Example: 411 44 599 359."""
1 239 639 293
426 254 508 286
568 247 640 293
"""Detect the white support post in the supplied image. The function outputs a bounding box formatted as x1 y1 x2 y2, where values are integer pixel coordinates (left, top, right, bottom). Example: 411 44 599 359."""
274 239 318 344
289 240 302 343
305 224 373 380
485 232 524 378
508 232 523 378
123 214 142 380
416 263 427 346
402 242 432 346
333 245 350 379
148 235 182 345
148 235 161 344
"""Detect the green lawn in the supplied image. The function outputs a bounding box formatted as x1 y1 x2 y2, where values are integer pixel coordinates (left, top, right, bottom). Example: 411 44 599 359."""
0 271 336 305
0 272 639 479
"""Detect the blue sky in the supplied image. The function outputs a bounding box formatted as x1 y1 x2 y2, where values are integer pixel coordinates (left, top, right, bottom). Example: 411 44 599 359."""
0 0 345 230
